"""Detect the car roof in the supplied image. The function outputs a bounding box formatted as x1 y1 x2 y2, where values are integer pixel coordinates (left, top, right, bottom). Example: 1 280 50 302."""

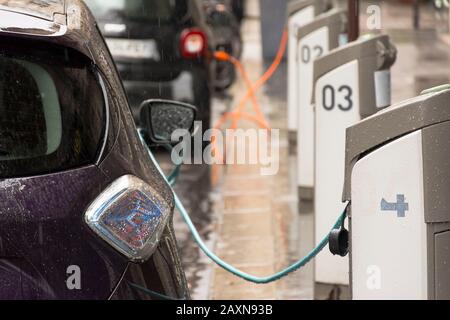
0 0 102 62
0 0 65 21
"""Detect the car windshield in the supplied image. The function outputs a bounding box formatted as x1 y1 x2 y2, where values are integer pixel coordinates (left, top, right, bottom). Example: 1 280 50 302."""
0 39 106 179
85 0 185 22
208 10 233 28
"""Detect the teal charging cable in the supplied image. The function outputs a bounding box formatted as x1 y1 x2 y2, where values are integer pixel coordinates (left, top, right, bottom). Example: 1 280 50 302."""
140 133 347 284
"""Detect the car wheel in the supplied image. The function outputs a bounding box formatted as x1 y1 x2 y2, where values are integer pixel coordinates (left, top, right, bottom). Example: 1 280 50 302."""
214 61 236 92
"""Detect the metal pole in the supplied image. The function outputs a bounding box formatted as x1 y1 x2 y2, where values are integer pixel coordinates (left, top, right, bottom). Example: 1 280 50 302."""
348 0 360 42
413 0 420 30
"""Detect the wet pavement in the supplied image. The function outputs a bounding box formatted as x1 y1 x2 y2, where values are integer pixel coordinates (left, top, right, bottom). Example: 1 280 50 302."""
161 0 312 299
160 0 450 300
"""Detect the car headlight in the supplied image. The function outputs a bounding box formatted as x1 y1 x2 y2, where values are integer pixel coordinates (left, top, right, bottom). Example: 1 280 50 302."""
85 175 171 262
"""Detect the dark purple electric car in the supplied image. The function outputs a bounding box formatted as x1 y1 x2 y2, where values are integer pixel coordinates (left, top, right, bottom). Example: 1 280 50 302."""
0 0 193 300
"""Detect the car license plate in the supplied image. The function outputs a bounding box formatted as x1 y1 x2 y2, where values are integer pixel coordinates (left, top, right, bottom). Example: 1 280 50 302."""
105 38 160 60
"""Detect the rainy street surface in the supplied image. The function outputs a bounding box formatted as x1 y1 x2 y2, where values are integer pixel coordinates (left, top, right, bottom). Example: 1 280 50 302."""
159 1 450 300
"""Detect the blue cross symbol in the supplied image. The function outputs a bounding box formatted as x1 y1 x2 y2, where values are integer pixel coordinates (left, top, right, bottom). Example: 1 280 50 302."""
380 194 409 218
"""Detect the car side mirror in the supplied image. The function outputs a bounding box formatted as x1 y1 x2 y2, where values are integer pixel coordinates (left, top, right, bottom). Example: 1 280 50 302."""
140 99 197 145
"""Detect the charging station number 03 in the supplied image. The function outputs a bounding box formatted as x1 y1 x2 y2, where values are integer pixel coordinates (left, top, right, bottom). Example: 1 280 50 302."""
321 84 354 112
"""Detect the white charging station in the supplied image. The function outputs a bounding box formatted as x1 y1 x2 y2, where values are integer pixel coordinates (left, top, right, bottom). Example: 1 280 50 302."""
342 86 450 300
287 0 330 135
296 8 347 200
312 35 397 298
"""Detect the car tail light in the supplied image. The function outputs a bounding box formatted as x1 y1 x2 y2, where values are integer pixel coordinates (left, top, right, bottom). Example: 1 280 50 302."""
180 28 207 59
84 175 171 262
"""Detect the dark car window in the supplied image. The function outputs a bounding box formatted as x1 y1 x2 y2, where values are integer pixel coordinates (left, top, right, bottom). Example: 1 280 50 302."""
208 11 233 28
85 0 188 23
0 40 106 179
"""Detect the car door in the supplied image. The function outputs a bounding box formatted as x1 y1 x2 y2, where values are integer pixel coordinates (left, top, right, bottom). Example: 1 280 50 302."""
0 39 128 299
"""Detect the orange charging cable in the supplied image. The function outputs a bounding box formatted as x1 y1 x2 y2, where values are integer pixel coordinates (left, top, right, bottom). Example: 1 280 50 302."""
210 28 288 165
212 28 288 131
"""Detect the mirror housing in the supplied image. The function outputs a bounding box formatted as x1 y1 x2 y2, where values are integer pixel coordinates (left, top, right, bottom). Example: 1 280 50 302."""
140 99 197 145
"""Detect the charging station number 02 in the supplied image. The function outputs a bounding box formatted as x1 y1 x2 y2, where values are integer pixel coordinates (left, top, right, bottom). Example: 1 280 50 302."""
300 44 324 64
